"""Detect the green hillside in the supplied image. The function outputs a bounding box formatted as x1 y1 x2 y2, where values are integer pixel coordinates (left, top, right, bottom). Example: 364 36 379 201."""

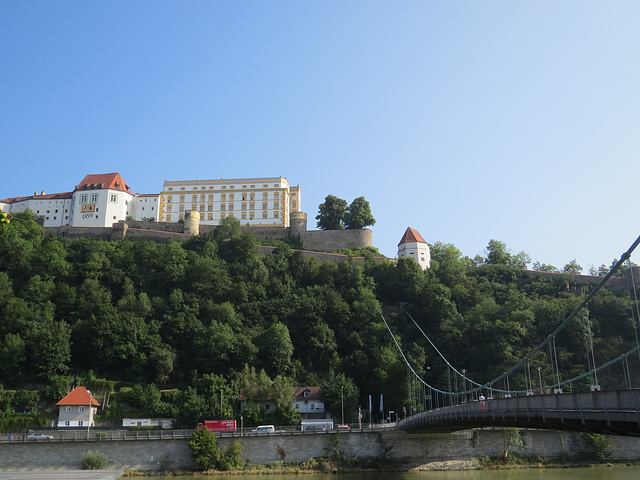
0 211 636 428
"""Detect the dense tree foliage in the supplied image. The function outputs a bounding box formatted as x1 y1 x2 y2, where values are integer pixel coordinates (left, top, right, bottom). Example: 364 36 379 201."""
0 211 637 429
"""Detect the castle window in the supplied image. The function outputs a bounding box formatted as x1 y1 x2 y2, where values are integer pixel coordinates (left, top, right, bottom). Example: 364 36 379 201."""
250 193 255 201
229 203 234 211
80 194 88 203
241 212 246 219
167 196 172 203
208 194 213 201
192 195 197 202
90 194 98 202
262 211 268 219
208 213 213 220
249 211 255 220
180 195 185 203
221 194 226 201
221 204 226 211
274 211 279 218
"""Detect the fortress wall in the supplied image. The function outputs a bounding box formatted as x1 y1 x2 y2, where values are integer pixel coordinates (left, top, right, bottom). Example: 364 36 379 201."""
300 228 372 252
123 221 184 233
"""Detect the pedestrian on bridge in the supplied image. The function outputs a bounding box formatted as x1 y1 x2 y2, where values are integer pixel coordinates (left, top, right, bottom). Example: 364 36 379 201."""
479 393 486 412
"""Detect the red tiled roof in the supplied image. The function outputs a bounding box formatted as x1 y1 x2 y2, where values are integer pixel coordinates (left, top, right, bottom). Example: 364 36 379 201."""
1 192 73 203
292 386 322 401
398 227 426 245
74 173 132 193
56 386 101 406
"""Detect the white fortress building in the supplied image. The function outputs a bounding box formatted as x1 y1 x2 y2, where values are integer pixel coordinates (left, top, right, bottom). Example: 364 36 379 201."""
398 227 431 270
0 173 301 229
0 173 148 227
159 176 301 227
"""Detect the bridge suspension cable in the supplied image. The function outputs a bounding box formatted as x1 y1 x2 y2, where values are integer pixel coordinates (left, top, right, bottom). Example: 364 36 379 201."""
383 234 640 403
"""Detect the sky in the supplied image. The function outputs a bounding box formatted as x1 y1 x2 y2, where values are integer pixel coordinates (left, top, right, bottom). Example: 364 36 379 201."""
1 1 639 271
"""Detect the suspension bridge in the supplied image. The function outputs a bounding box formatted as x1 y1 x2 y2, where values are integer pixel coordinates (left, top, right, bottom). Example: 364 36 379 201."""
386 235 640 436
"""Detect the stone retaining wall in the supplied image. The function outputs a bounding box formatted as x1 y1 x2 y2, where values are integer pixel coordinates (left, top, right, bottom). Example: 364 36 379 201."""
3 430 640 472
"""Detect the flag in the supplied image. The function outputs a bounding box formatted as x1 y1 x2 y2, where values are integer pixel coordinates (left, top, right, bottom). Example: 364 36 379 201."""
368 395 372 414
380 393 383 413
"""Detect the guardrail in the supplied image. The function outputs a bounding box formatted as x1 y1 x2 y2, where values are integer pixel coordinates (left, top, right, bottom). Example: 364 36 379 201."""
1 422 401 443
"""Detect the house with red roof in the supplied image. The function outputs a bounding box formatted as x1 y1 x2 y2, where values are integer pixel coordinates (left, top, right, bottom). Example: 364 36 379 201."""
398 227 431 269
56 386 101 427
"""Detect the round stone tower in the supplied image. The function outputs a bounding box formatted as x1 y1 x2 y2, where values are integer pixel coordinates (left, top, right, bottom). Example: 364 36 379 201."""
184 210 200 236
290 211 307 236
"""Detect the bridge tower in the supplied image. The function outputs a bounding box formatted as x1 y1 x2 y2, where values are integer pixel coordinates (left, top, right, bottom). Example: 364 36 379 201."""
398 227 430 270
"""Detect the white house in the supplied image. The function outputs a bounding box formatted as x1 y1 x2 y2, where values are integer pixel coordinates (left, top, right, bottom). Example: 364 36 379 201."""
56 386 100 427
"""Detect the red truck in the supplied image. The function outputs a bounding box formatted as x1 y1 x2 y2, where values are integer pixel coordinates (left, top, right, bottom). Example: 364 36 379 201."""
197 420 237 432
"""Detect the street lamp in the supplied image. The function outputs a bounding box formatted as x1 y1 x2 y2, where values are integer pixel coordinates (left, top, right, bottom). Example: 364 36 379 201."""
341 385 344 425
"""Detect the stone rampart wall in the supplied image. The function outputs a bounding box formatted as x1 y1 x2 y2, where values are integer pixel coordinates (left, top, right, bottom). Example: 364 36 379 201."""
300 228 372 252
2 429 640 472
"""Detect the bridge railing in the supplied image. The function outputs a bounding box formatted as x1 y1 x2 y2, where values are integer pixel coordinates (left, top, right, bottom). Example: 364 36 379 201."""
400 389 640 431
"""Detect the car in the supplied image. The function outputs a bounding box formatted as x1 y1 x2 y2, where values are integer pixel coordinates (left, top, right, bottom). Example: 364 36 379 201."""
336 424 350 431
252 425 276 433
26 433 53 440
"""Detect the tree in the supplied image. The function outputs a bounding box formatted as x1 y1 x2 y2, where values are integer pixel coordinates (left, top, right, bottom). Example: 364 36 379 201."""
484 240 530 268
532 261 559 273
344 196 375 229
316 195 347 230
563 259 582 275
189 426 221 471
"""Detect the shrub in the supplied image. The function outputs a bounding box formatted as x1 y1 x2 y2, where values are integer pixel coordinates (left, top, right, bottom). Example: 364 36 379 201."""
82 450 108 470
189 426 220 471
583 433 614 460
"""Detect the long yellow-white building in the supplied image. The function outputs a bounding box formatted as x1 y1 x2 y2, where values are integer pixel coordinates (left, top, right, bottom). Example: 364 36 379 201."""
159 176 301 227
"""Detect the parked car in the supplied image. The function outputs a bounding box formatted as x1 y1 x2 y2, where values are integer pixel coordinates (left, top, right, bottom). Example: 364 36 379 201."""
26 433 53 440
336 424 350 431
252 425 276 433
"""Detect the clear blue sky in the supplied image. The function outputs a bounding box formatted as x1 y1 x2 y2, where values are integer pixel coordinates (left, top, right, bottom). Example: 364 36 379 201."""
1 1 639 271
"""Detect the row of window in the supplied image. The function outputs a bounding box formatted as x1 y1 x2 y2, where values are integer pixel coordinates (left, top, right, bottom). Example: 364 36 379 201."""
167 202 281 213
167 192 282 203
167 183 282 192
165 211 281 222
79 193 118 203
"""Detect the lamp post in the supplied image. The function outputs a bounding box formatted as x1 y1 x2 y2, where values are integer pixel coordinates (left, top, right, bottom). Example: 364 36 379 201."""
87 390 92 439
537 367 543 393
341 385 344 425
220 389 223 414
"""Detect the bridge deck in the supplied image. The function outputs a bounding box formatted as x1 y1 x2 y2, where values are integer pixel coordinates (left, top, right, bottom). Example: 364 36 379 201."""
399 389 640 436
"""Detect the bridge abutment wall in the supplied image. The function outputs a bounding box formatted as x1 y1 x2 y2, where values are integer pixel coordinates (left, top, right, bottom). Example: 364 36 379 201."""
2 430 640 472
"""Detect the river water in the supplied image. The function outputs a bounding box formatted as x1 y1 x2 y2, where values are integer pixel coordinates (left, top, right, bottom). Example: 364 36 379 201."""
147 467 640 480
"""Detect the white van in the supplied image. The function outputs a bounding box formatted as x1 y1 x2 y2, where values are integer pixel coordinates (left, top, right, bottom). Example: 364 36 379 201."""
252 425 276 433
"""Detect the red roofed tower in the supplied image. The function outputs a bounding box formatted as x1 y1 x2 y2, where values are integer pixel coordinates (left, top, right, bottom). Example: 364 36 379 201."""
398 227 430 270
